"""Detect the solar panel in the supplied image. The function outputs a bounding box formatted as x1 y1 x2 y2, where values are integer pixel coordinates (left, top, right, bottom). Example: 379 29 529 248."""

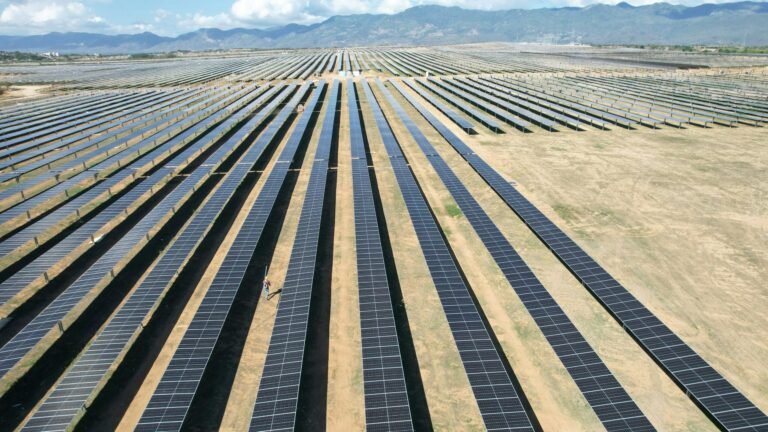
429 89 768 432
385 79 656 431
347 80 414 432
248 80 334 431
20 85 294 432
360 80 536 432
442 79 556 131
135 83 313 432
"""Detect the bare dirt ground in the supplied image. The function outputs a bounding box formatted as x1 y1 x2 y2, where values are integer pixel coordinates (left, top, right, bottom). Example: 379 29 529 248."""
0 85 53 104
325 83 365 431
388 77 767 429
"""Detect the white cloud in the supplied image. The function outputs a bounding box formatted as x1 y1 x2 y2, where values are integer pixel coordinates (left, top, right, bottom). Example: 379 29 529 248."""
0 0 106 34
174 12 238 31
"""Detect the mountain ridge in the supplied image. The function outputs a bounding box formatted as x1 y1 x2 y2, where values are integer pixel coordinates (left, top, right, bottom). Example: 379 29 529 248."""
1 2 767 54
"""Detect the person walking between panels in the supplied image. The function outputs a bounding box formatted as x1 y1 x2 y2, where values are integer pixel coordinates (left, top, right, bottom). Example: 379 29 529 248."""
263 277 271 300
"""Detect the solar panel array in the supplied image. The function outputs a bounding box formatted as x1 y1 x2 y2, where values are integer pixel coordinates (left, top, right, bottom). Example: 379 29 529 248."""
360 79 536 431
400 79 474 134
0 87 262 306
18 85 292 432
0 87 237 230
135 83 312 432
0 89 213 202
427 92 768 431
0 86 275 379
1 55 766 432
414 78 503 133
0 86 240 225
0 89 194 170
0 87 272 303
348 80 414 432
385 79 656 431
0 92 149 145
429 79 533 132
249 80 335 431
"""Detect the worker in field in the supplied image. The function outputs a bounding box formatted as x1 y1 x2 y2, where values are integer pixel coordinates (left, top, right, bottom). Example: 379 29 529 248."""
263 277 271 300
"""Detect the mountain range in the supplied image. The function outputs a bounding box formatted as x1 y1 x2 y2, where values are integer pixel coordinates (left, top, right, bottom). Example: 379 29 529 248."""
1 2 767 54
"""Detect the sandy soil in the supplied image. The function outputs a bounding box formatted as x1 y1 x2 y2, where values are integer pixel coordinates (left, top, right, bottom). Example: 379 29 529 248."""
325 82 366 431
0 85 54 104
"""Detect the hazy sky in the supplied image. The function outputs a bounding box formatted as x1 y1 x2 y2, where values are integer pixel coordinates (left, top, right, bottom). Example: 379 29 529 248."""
0 0 757 36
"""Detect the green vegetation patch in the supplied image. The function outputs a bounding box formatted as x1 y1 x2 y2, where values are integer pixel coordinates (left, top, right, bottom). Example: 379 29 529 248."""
445 203 463 218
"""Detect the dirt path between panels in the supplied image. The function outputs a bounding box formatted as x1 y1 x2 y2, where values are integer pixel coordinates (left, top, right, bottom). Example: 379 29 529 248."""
325 82 365 431
220 90 325 432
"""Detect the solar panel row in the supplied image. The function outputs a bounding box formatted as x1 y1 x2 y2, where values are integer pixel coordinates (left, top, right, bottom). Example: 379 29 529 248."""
348 80 414 432
361 79 536 432
19 84 294 432
430 96 768 431
249 80 334 431
385 79 656 431
135 83 311 432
